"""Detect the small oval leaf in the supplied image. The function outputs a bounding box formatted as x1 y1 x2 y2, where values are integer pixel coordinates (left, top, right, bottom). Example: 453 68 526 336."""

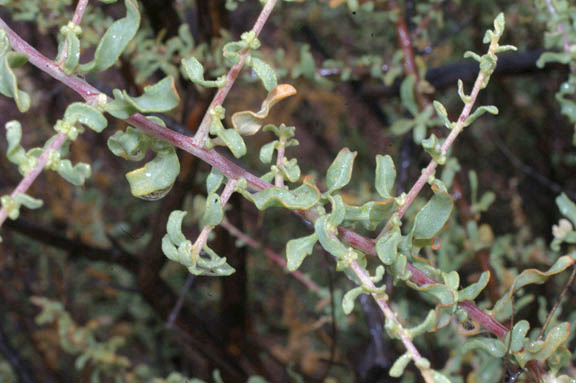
412 185 454 246
326 148 357 194
375 154 396 199
286 233 318 271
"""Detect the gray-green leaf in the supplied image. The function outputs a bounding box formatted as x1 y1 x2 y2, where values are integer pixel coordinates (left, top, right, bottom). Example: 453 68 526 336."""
250 57 278 91
375 154 396 199
556 193 576 226
286 233 318 271
80 0 140 72
201 193 224 227
412 186 453 246
326 148 357 194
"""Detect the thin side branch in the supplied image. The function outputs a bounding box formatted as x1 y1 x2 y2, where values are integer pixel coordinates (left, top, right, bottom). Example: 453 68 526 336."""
349 261 434 383
377 50 492 239
193 179 238 253
0 133 67 227
72 0 90 26
0 16 510 341
192 0 278 145
221 218 322 293
57 0 91 65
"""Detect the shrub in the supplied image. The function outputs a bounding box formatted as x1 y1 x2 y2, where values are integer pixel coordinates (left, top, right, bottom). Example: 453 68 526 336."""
0 0 576 382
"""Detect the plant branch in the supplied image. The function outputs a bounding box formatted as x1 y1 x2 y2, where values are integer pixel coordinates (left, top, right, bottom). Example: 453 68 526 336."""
389 0 429 109
336 225 509 338
193 179 238 255
537 264 576 340
192 0 278 145
0 16 510 341
72 0 90 26
377 48 492 240
221 218 322 293
0 132 68 228
166 274 195 329
57 0 90 65
349 261 434 383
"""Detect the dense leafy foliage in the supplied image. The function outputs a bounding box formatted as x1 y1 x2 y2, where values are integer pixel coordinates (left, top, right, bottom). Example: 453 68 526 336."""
1 1 576 382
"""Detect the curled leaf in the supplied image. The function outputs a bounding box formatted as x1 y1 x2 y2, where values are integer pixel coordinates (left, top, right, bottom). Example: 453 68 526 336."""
508 320 530 353
344 199 396 230
458 271 490 302
49 157 91 186
457 79 472 104
5 120 26 166
125 148 180 200
315 215 348 258
406 310 437 338
1 193 43 220
342 286 364 315
107 126 149 161
433 100 450 129
249 179 321 210
166 210 188 245
514 322 571 368
105 77 180 119
195 246 235 276
231 84 297 136
64 103 108 133
389 353 412 378
0 30 30 112
327 194 347 227
286 233 318 271
162 211 235 277
493 255 575 319
537 52 573 68
181 56 226 88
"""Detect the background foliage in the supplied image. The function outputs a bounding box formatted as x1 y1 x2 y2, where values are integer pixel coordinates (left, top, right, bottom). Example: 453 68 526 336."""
1 0 576 382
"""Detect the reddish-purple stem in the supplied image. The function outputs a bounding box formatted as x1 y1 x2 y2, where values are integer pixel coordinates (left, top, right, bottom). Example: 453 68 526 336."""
377 58 488 240
193 0 278 145
72 0 90 26
0 16 510 340
0 133 68 227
